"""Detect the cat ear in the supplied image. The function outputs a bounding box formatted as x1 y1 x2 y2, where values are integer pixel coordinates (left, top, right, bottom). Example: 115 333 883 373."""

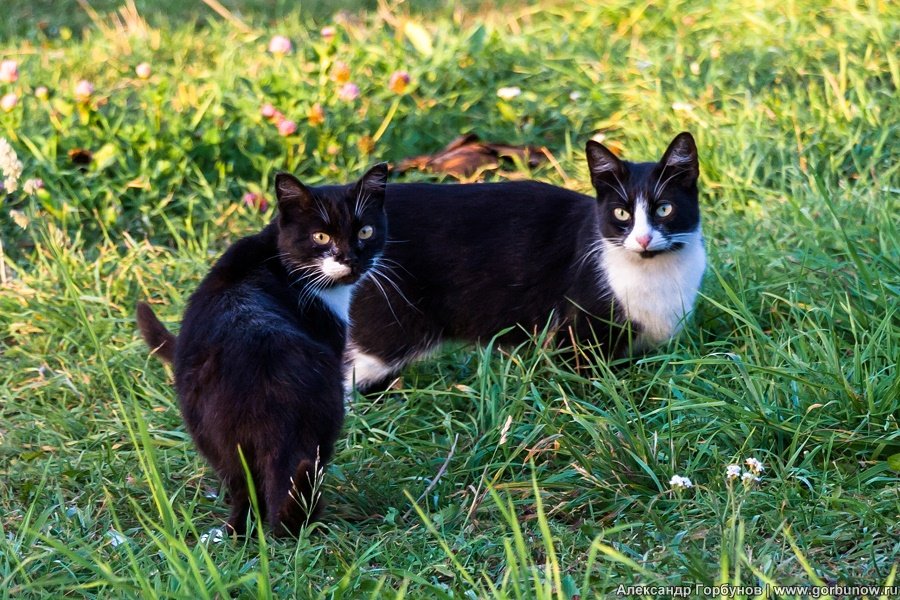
275 172 313 209
353 162 389 209
585 140 625 193
659 132 699 181
274 172 314 224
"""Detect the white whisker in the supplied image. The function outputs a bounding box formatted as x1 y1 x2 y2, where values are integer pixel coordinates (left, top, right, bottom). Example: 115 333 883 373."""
365 269 402 325
355 189 372 219
575 237 605 273
611 172 629 202
653 166 688 199
296 271 332 308
314 200 330 223
368 259 422 315
598 179 627 202
375 256 415 277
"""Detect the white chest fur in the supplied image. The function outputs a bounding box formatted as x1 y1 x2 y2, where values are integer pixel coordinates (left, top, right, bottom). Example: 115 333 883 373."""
601 230 706 349
316 284 354 322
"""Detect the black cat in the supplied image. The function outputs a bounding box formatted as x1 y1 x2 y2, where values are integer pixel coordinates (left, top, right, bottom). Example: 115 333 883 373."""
137 164 388 535
348 133 705 392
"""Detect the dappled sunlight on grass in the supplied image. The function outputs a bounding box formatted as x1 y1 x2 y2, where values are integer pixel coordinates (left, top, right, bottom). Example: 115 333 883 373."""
0 0 898 596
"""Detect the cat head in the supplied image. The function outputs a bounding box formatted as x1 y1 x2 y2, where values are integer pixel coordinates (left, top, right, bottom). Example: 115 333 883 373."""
274 163 388 288
586 132 701 259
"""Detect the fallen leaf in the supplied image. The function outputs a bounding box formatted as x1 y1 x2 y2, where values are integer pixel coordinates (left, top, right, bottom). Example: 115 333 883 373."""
395 133 547 177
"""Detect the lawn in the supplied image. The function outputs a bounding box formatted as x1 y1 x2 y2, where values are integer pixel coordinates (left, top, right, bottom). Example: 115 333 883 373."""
0 0 898 597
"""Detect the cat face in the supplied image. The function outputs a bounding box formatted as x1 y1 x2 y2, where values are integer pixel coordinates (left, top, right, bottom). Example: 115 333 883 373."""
274 164 388 287
586 132 700 259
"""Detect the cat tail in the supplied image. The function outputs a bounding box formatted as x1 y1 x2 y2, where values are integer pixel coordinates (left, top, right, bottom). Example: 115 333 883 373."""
136 301 176 363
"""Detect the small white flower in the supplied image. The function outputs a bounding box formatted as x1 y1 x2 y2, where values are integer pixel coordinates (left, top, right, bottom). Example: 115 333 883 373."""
135 62 152 79
10 209 29 229
669 474 693 490
0 138 24 194
569 91 582 101
74 80 94 102
106 529 127 547
745 457 764 475
725 464 742 481
199 527 225 544
1 93 17 112
268 35 293 55
23 178 43 195
741 471 760 485
0 60 18 83
672 101 694 112
496 86 522 100
498 415 513 446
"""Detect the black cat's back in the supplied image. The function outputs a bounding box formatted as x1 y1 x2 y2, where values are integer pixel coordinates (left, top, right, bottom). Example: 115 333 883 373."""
174 224 345 533
380 181 599 327
138 164 389 535
348 134 705 392
349 180 616 387
177 224 346 366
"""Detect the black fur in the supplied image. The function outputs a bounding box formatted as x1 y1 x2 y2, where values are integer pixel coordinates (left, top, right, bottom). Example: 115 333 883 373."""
349 134 701 391
348 180 627 391
137 164 387 535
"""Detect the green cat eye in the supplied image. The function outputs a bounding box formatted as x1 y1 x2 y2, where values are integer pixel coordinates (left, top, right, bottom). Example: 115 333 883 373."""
358 225 374 240
613 207 631 221
312 232 331 245
656 203 674 217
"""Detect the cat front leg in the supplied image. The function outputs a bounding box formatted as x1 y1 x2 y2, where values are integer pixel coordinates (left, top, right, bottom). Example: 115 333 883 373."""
344 342 402 394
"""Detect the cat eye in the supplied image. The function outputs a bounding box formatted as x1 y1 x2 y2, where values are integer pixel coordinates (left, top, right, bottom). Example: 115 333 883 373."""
613 207 631 221
656 203 674 218
312 232 331 245
358 225 374 240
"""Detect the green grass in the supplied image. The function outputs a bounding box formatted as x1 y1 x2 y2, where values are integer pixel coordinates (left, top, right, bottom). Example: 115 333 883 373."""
1 0 898 597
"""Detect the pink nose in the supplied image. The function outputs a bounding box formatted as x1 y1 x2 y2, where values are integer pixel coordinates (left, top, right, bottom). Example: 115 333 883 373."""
636 234 652 249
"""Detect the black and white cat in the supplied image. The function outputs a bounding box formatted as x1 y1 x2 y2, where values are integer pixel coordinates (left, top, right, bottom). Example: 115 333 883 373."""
348 133 705 392
137 164 388 535
586 132 706 348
